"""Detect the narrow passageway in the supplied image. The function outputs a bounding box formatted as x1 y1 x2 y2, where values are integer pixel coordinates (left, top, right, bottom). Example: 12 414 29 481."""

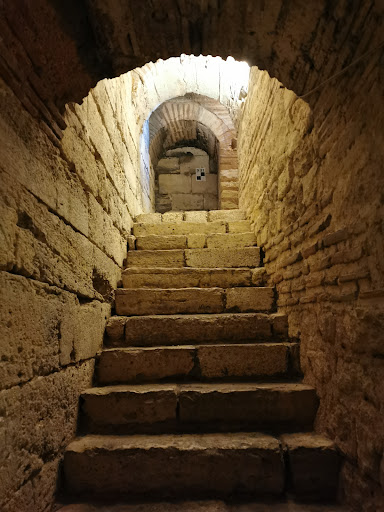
1 3 383 512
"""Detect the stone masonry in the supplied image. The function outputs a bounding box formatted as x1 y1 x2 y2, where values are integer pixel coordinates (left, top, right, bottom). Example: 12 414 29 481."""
61 210 341 506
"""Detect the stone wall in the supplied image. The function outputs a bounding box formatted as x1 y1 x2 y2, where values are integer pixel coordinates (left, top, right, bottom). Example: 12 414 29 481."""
238 55 384 510
155 148 217 212
0 66 136 510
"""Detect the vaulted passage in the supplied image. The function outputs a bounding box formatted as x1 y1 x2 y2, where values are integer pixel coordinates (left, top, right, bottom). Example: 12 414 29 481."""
0 2 384 512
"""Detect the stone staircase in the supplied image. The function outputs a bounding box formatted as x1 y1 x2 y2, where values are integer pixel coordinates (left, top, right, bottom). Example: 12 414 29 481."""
62 209 342 506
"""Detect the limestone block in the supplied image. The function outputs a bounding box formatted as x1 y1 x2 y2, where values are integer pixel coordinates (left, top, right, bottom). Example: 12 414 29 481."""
119 313 273 347
172 193 204 211
135 213 162 224
208 210 246 222
187 234 206 248
204 194 219 210
227 220 252 233
81 385 178 428
185 247 260 268
178 383 318 430
206 232 256 249
115 288 225 315
159 174 191 194
180 154 210 175
198 343 289 378
64 433 284 498
127 235 136 250
0 361 94 510
0 202 17 270
122 268 252 289
126 249 185 268
133 221 226 236
157 157 180 173
281 433 341 500
136 235 187 250
192 174 218 194
184 211 208 223
251 268 267 286
225 287 274 312
105 316 126 341
277 164 293 200
162 211 184 223
97 347 196 384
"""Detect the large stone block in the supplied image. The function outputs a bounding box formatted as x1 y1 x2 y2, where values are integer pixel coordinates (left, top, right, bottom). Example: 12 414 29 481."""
197 343 289 378
97 347 196 384
115 288 225 315
225 287 274 312
227 220 252 233
191 174 218 194
126 249 185 268
206 232 256 249
64 433 284 498
159 174 191 194
171 193 204 211
185 247 260 268
136 235 187 250
133 221 226 237
208 210 246 222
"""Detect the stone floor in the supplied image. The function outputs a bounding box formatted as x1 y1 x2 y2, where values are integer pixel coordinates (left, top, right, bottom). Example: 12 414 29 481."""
56 499 347 512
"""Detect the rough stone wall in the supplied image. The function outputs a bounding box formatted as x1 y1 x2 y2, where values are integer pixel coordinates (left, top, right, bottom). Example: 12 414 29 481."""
238 54 384 511
0 70 130 511
155 149 217 212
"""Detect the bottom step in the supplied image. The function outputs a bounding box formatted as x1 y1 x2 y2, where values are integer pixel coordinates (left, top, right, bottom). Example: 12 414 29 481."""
64 433 340 501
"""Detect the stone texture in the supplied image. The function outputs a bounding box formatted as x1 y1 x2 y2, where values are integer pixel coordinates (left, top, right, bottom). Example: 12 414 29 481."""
126 249 185 268
197 343 290 378
81 385 178 428
178 383 318 430
187 233 207 248
133 221 226 237
226 287 274 312
206 232 256 249
113 313 276 347
64 433 284 498
227 221 253 233
172 193 204 211
184 211 208 223
122 267 252 289
208 210 246 222
115 288 225 315
97 347 196 384
185 247 260 268
281 433 341 500
136 235 187 250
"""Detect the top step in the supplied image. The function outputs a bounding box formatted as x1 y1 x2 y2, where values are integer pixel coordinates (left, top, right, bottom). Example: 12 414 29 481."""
135 209 246 224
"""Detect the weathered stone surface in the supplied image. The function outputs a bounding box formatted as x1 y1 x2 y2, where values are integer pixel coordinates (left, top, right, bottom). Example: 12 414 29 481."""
159 174 191 194
136 235 187 250
197 343 289 378
126 249 185 268
162 211 184 223
226 287 274 312
252 268 267 286
185 247 260 268
206 232 256 249
97 347 196 384
112 313 274 347
184 211 208 223
208 210 246 222
281 433 341 500
172 193 204 211
81 385 178 428
133 221 226 237
64 433 284 498
187 233 207 248
227 221 252 233
179 383 318 430
122 267 252 289
135 213 162 224
115 288 225 315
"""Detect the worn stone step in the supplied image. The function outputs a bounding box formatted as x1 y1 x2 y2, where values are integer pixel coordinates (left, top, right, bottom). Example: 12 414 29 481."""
281 433 341 501
97 342 299 384
80 382 317 434
115 287 274 316
64 432 284 499
135 209 246 224
133 221 228 237
122 267 267 289
105 312 288 347
126 247 261 268
135 232 256 251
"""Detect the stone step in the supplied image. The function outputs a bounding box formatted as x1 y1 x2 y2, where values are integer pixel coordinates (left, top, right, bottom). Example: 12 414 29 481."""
126 247 261 268
135 209 246 224
135 232 257 250
133 220 252 237
64 432 284 499
105 312 288 347
121 267 267 289
97 342 299 384
80 382 318 434
64 432 339 500
57 500 347 512
115 287 275 316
